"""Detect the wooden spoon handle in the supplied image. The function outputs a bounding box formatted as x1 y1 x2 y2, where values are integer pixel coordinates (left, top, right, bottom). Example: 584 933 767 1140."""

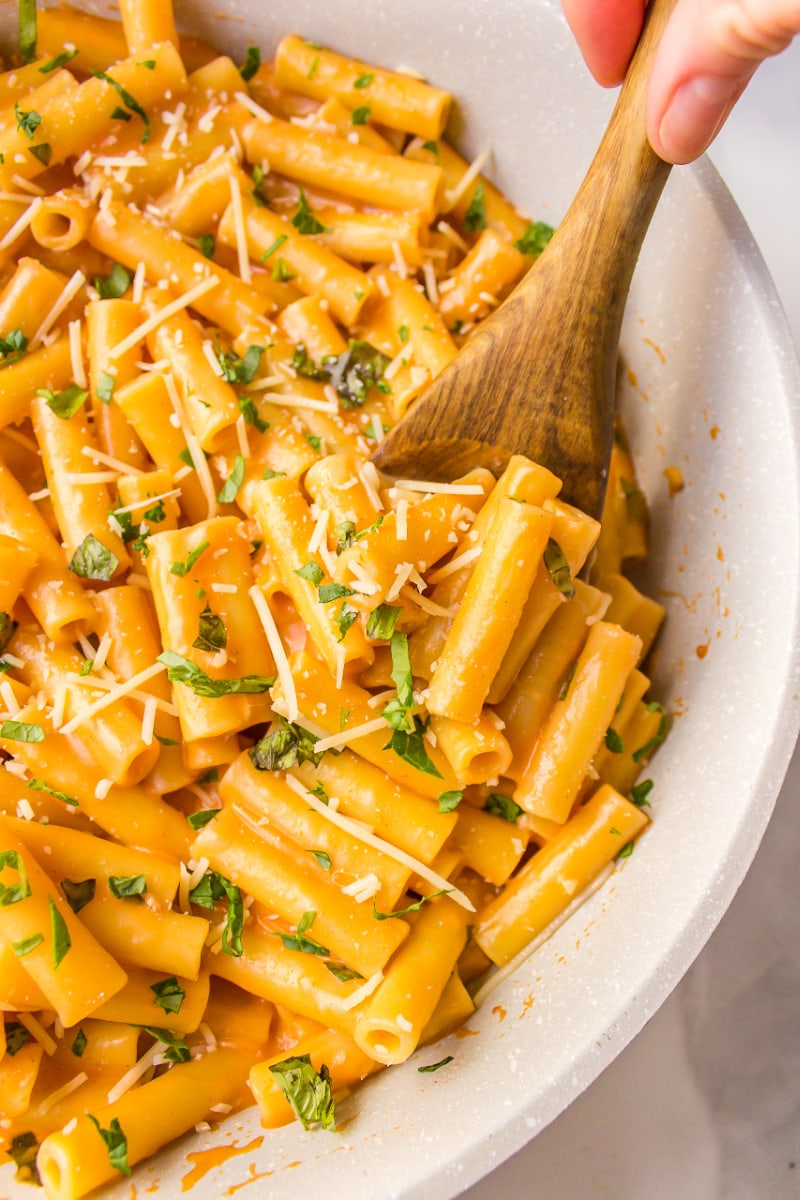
552 0 678 307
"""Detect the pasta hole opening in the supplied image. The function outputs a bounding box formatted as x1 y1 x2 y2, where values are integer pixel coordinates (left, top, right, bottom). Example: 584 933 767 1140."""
37 1148 65 1200
31 211 82 251
462 750 505 783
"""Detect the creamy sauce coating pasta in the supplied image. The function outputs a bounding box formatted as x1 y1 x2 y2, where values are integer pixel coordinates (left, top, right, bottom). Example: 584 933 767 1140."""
0 3 666 1195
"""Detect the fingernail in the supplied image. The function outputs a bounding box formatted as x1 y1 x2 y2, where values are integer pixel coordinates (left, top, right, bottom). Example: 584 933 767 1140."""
657 75 740 163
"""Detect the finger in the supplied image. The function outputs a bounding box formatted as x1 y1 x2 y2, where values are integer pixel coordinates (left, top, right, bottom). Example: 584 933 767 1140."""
562 0 647 86
647 0 799 162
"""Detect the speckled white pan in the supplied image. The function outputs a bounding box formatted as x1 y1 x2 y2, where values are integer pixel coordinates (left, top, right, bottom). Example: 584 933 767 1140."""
2 2 800 1197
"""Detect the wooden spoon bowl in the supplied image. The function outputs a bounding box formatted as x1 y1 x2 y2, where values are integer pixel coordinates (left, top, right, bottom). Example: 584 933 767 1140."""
373 0 676 517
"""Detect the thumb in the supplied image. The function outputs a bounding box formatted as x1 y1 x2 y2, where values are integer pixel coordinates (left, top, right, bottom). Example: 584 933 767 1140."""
647 0 799 163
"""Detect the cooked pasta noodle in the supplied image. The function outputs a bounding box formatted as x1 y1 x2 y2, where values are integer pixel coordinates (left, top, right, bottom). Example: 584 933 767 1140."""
0 4 666 1194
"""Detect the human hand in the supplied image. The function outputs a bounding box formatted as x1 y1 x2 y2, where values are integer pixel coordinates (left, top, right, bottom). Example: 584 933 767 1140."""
561 0 798 163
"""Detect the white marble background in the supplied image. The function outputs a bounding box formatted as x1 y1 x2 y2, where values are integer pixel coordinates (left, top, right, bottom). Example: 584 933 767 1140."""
461 36 800 1200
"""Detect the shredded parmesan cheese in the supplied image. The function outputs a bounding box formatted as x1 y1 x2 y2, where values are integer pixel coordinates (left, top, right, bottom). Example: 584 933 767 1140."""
140 696 157 746
18 1013 58 1056
109 275 221 360
443 147 492 211
30 270 86 350
59 662 168 735
162 371 218 520
234 91 274 124
283 775 475 912
36 1073 88 1117
0 196 42 251
106 1041 163 1105
228 173 252 285
339 970 385 1011
68 319 86 387
248 584 297 722
81 444 146 475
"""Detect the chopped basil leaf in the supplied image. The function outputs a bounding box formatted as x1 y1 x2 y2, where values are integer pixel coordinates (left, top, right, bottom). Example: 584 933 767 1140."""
0 326 28 365
197 767 219 784
1 719 45 743
310 781 329 803
192 604 228 653
249 718 323 771
240 45 261 82
324 961 362 982
71 1027 88 1056
5 1021 31 1055
605 727 624 754
0 849 32 905
269 1054 335 1130
335 521 356 553
437 789 463 813
373 887 451 920
149 975 185 1013
273 909 330 956
187 809 221 830
513 220 555 256
14 102 41 139
630 778 654 808
12 931 43 957
306 849 332 870
353 73 374 89
384 716 442 778
237 394 268 433
307 54 319 80
215 343 264 385
96 371 115 403
632 702 668 763
8 1130 39 1185
421 139 440 159
325 340 390 409
27 142 51 165
90 70 150 142
60 878 96 914
170 539 210 576
260 233 288 263
292 187 327 236
294 561 324 586
398 324 409 344
49 895 71 967
389 630 414 710
334 601 358 641
79 658 93 676
110 105 132 121
141 1026 191 1063
39 48 79 72
291 342 329 380
351 105 370 124
28 778 79 807
19 0 37 63
272 256 296 282
157 650 274 697
143 499 165 524
418 1055 454 1073
197 232 215 260
87 1115 132 1177
366 603 402 640
463 181 486 233
0 611 16 654
94 262 132 299
543 538 575 599
262 468 285 481
218 454 245 503
155 733 180 746
108 874 146 900
188 871 243 956
618 841 635 859
35 384 88 419
138 59 156 68
484 793 524 823
68 533 119 581
305 433 322 452
318 581 355 604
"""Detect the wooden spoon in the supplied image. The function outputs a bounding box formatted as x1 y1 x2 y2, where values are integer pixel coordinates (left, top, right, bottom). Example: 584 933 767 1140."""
373 0 676 518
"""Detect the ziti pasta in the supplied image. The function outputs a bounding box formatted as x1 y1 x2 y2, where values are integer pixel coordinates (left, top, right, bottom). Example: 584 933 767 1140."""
0 2 667 1195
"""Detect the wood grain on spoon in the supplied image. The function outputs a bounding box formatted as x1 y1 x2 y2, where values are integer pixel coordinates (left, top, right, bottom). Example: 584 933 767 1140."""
373 0 676 518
